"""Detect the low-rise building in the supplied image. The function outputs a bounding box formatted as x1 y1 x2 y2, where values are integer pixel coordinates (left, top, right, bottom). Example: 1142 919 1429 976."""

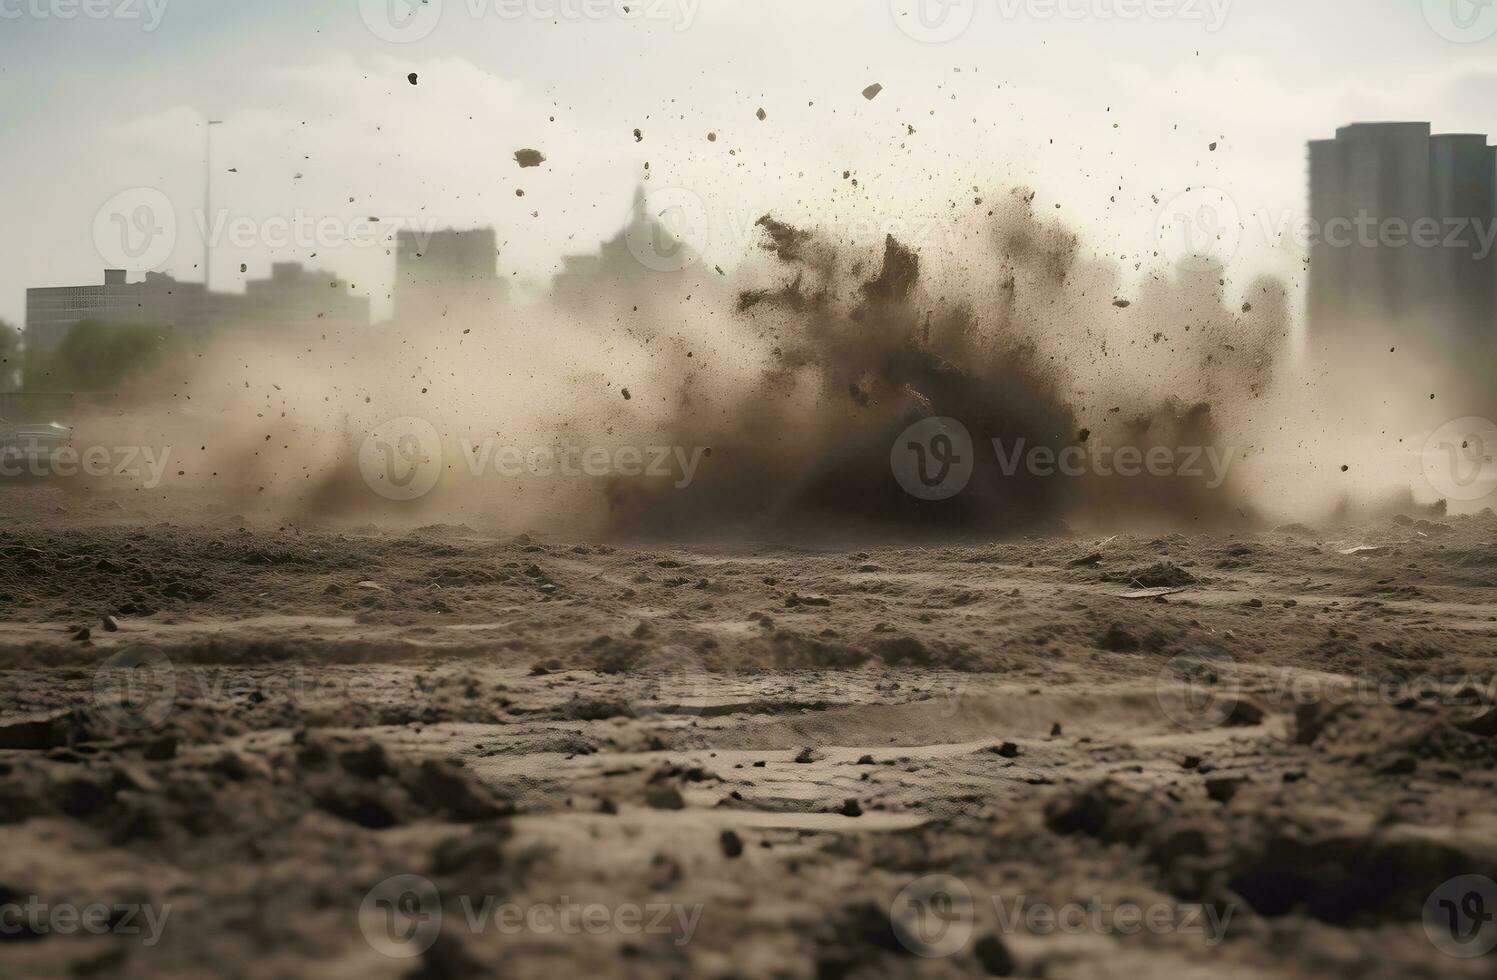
24 264 369 366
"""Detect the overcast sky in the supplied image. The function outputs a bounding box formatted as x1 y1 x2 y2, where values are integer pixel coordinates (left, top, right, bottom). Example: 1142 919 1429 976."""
2 0 1496 325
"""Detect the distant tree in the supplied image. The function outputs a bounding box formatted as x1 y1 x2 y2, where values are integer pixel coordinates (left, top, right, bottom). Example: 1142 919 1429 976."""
0 319 18 392
23 319 183 393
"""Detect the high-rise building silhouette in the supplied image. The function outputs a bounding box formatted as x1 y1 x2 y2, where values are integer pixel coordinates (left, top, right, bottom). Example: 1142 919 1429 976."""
1308 123 1496 365
394 228 509 324
550 186 697 311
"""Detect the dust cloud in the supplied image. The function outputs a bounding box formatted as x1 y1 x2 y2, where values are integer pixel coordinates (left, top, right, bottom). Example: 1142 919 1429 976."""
68 187 1482 539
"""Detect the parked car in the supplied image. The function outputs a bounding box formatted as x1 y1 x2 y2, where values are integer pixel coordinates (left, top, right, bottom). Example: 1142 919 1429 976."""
0 417 74 483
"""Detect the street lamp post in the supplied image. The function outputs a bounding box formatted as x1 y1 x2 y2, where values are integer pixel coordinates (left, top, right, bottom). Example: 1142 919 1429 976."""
204 119 222 292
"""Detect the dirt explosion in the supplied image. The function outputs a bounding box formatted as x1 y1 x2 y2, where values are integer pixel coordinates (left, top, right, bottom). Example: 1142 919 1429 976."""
72 187 1299 539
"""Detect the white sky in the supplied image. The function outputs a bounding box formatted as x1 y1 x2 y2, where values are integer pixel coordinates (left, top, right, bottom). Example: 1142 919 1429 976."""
2 0 1496 325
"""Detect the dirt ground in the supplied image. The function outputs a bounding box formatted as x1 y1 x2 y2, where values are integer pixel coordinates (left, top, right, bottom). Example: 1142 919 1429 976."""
3 484 1497 978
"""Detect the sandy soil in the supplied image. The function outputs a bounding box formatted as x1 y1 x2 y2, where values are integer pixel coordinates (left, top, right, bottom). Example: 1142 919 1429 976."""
3 485 1497 978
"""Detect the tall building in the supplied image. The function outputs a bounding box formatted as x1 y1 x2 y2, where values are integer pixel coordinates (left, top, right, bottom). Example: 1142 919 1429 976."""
1308 122 1496 361
235 262 371 333
26 269 210 357
1430 134 1497 342
24 265 369 370
550 186 698 310
394 228 509 324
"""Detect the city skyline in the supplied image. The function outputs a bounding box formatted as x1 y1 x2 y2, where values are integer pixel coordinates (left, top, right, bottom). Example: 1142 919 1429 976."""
1309 122 1497 360
3 1 1497 330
